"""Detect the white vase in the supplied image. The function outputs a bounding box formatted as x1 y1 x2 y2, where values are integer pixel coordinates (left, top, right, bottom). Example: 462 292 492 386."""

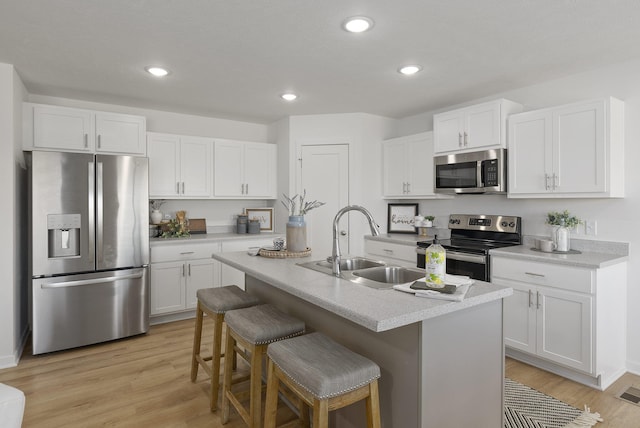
553 225 570 252
150 210 162 225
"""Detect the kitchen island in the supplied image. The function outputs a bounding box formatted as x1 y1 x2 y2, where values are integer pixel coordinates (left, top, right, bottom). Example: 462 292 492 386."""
212 251 512 428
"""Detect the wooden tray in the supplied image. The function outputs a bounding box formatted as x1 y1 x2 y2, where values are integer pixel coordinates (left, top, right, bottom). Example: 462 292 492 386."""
259 248 312 258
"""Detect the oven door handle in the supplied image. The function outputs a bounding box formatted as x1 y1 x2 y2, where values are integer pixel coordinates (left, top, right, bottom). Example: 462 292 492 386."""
446 250 487 264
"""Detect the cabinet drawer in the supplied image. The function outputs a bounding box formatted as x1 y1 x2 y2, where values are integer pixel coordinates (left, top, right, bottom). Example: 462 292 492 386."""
492 257 594 294
364 240 416 264
151 242 220 263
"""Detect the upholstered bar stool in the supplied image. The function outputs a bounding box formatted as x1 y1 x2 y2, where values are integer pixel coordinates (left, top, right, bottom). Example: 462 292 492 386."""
191 285 261 411
221 304 305 428
264 332 382 428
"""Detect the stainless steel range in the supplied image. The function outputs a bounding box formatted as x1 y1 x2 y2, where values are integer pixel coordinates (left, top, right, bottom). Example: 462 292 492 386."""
416 214 522 282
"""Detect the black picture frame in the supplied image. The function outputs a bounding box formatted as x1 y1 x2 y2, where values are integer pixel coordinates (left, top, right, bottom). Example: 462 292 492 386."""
387 203 419 234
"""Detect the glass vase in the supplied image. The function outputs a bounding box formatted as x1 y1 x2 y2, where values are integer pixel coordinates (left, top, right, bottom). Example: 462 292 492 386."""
286 215 307 252
553 225 570 252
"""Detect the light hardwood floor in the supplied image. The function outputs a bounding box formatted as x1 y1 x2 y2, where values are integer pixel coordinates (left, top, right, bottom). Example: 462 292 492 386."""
1 319 638 427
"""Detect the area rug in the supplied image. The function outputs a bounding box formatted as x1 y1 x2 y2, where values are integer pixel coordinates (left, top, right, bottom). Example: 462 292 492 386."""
504 378 603 428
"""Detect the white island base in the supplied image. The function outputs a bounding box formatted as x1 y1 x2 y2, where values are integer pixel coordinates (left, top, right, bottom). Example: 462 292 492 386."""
244 275 505 428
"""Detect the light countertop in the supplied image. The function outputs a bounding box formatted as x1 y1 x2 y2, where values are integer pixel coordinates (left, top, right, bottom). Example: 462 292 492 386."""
490 245 628 269
212 251 512 332
150 232 283 246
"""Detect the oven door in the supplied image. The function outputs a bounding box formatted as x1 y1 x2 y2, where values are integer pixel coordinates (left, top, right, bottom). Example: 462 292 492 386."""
416 248 488 282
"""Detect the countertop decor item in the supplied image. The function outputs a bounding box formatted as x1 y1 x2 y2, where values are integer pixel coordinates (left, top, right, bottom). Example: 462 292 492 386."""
258 247 311 258
161 212 190 238
281 190 326 252
245 207 274 232
387 203 418 234
149 200 165 225
546 210 582 252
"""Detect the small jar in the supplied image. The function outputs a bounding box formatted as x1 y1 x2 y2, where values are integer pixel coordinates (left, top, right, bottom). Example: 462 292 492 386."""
248 219 260 234
236 214 248 234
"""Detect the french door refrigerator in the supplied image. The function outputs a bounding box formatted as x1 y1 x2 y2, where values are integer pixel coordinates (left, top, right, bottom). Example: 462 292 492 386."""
29 151 150 355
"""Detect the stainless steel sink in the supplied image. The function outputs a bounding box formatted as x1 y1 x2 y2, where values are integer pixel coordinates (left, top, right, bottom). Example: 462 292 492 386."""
297 258 425 290
351 266 425 285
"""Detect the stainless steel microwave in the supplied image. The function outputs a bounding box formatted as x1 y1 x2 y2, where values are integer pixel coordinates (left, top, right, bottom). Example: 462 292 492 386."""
434 148 507 194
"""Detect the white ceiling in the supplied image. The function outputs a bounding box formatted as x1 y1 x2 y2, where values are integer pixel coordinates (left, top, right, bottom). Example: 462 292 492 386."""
2 0 640 124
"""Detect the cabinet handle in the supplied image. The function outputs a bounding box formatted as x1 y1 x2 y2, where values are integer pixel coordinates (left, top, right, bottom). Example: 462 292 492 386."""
182 264 185 277
552 173 558 190
407 182 411 194
176 182 180 194
188 264 191 276
182 182 185 194
180 251 195 255
245 183 248 194
84 134 88 148
464 132 468 146
97 134 101 149
458 132 463 147
544 174 550 190
528 289 533 308
383 249 394 254
525 272 545 277
536 291 541 309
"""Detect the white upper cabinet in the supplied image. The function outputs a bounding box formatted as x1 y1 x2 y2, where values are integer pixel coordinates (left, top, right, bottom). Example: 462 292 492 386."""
508 97 624 198
382 132 450 199
148 132 212 198
26 103 146 155
433 99 522 154
213 140 277 198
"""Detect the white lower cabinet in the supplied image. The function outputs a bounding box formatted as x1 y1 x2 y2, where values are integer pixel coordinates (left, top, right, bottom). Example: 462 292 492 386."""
492 256 627 389
150 242 220 316
364 239 417 268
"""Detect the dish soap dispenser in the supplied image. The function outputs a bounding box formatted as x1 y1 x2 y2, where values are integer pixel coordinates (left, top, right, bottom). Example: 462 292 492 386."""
425 235 446 286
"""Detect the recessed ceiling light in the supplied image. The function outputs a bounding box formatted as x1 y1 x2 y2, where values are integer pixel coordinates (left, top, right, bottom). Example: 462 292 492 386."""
281 93 298 101
398 65 423 76
145 66 170 77
342 16 374 33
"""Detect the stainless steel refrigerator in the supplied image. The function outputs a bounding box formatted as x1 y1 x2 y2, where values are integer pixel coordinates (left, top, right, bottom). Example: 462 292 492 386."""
28 151 150 355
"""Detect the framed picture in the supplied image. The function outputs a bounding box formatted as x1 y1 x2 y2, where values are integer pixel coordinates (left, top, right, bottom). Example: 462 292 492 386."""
245 208 274 232
387 203 418 234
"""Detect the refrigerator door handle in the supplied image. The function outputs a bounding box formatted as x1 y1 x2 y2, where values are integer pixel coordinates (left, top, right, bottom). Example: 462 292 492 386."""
88 160 96 263
96 161 104 264
41 271 144 289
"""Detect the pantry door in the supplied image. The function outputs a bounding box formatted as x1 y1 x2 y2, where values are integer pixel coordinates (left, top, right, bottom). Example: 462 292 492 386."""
298 144 349 259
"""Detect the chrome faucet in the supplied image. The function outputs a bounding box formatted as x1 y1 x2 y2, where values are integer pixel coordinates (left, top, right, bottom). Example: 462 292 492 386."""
332 205 380 276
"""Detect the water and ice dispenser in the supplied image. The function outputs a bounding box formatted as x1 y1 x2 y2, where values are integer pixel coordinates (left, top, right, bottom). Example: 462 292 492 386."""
47 214 81 258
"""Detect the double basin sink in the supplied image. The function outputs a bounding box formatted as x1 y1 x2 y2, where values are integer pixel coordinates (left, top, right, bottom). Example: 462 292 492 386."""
297 257 425 289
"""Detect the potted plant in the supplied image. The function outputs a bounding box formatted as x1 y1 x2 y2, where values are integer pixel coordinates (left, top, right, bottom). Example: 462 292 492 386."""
281 190 325 252
423 215 435 227
545 210 582 252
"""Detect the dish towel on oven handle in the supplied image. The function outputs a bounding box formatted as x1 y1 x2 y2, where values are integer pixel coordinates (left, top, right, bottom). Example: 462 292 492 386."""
393 274 474 302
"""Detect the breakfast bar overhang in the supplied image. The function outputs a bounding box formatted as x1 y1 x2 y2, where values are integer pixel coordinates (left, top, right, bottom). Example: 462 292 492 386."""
213 251 513 428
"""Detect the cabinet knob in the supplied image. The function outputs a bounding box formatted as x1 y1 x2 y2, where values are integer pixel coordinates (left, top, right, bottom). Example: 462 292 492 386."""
340 230 347 236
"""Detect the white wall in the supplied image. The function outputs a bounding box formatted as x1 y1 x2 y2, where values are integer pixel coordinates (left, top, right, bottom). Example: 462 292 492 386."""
395 58 640 374
287 113 396 256
0 63 28 368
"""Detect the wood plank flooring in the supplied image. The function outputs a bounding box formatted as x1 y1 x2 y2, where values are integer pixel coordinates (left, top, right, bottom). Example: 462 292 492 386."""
0 318 638 427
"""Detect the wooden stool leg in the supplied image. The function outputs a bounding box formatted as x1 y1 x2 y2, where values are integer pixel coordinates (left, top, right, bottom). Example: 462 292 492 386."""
249 344 265 428
313 399 329 428
263 359 279 428
221 332 236 424
190 302 204 382
366 380 381 428
209 313 224 411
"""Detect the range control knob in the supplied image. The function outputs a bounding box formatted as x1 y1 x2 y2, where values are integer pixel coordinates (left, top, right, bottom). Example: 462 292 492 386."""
501 221 508 227
509 222 516 228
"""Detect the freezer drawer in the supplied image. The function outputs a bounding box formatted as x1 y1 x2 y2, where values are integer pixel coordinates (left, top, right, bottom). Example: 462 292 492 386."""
32 267 149 355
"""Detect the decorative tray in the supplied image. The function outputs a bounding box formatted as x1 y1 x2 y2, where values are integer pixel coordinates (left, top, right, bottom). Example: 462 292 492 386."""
259 247 312 258
530 248 582 255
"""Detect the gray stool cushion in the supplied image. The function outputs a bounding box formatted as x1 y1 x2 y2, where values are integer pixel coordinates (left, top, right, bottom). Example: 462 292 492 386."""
267 332 381 400
196 285 260 314
225 304 305 345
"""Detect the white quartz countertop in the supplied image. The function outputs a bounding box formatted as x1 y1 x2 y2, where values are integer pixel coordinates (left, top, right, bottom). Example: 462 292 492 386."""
490 245 628 268
150 232 283 247
212 251 512 332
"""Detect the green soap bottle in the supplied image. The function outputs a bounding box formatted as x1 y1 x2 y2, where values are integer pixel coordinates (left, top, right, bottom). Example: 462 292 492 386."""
425 235 446 286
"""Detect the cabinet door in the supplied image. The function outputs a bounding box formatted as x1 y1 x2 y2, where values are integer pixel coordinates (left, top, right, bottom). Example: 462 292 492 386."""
148 133 181 197
508 111 553 195
150 261 186 315
406 136 433 196
496 279 537 353
433 110 464 153
537 287 593 373
33 105 94 151
185 258 217 309
214 140 245 197
382 139 407 196
180 136 212 197
244 142 276 197
465 102 501 150
95 113 146 155
553 100 606 194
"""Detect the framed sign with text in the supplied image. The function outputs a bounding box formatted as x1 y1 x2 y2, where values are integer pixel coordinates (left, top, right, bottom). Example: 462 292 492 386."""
245 208 274 232
387 203 418 234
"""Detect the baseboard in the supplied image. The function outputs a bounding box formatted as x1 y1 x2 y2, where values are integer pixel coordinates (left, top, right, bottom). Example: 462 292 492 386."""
626 358 640 376
0 326 30 369
150 310 196 326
